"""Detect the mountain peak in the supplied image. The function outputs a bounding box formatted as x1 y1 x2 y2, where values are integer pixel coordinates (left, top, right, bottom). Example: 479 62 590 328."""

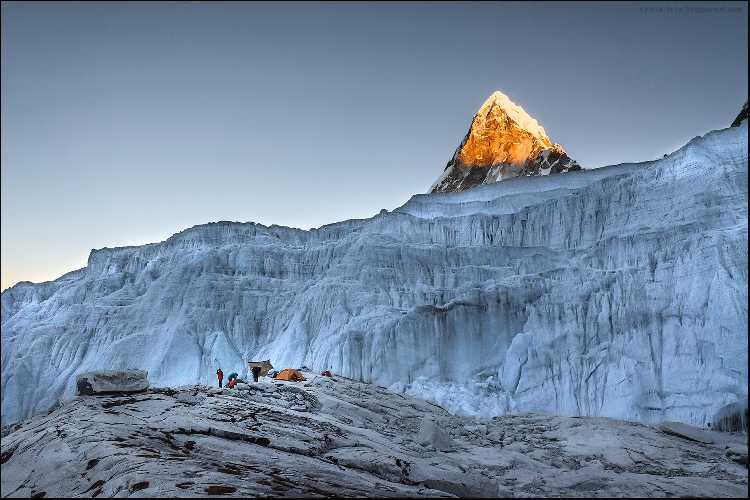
478 90 551 143
731 101 748 127
430 91 580 193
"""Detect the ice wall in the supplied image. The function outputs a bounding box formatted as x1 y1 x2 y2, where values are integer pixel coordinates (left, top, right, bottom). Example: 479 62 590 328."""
2 123 747 426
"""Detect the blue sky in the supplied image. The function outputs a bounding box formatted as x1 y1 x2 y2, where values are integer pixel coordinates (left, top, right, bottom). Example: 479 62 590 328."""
1 1 747 290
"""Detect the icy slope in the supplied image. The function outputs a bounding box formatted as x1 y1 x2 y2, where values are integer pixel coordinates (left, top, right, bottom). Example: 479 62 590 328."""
1 123 747 427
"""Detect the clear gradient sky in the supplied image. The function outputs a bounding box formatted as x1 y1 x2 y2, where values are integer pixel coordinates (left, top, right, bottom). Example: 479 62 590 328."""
1 1 747 291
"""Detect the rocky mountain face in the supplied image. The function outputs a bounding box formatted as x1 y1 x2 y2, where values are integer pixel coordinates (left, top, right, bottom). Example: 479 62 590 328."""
430 91 581 193
2 373 747 498
1 120 747 431
731 101 748 127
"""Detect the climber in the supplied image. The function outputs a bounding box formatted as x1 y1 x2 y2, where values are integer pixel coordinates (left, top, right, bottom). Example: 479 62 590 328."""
227 372 239 384
252 365 262 382
216 368 223 388
227 377 237 389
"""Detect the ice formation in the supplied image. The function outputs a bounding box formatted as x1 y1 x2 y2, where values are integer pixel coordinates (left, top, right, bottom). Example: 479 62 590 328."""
1 122 747 427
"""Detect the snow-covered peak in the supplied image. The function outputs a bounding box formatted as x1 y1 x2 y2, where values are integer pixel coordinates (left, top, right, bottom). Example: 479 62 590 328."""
480 90 551 142
430 91 580 193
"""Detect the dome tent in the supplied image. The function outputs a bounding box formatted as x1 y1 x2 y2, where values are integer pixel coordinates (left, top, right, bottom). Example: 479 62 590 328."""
274 368 306 382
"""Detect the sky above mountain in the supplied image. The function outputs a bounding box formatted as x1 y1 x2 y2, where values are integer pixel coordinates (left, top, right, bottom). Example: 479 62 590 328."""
1 1 747 290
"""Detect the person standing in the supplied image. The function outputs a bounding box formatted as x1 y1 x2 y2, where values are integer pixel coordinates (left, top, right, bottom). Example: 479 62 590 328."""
252 365 261 382
216 368 224 388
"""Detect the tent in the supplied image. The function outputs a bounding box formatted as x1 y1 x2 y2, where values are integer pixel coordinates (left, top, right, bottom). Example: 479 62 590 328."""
248 360 274 377
274 368 306 382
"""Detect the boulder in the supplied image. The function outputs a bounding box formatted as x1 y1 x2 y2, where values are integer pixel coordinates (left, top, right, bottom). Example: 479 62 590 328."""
417 417 454 451
176 393 201 405
76 370 149 396
658 421 713 444
726 446 749 465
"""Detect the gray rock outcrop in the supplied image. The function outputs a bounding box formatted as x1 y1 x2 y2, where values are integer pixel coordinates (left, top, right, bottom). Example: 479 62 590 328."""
658 421 714 444
417 417 454 451
731 101 748 127
2 374 747 498
75 370 149 395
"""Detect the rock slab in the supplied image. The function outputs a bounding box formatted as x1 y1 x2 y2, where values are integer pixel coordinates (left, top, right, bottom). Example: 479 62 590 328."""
659 421 714 444
2 375 747 498
417 417 454 451
75 370 149 395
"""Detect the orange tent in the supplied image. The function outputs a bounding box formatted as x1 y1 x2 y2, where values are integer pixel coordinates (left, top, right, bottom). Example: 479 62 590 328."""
274 368 306 382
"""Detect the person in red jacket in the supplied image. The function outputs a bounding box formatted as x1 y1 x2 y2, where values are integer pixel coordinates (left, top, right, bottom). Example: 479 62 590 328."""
216 368 223 388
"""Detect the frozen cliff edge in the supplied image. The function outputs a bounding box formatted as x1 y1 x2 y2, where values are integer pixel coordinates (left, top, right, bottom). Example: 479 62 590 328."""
1 122 748 427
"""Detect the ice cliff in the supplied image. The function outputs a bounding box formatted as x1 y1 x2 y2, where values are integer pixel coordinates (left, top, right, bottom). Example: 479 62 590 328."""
1 122 747 427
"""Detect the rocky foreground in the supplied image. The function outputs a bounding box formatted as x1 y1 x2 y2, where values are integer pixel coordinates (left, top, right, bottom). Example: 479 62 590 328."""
1 373 747 498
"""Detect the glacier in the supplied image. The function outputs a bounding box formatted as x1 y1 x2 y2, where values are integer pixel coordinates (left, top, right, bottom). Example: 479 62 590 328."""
1 122 747 427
